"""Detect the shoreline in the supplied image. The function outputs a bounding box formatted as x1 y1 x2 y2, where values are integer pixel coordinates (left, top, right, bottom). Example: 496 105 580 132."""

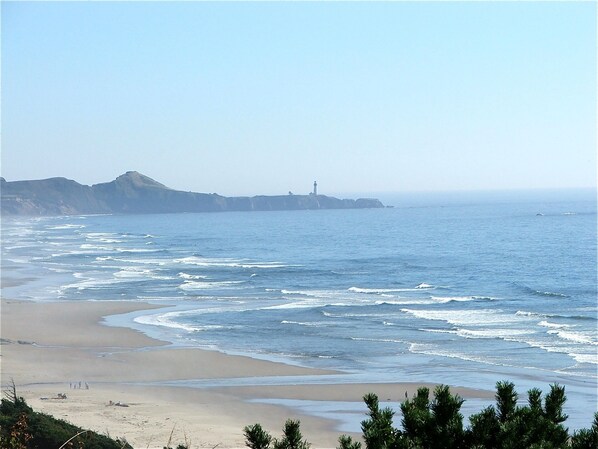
0 298 495 448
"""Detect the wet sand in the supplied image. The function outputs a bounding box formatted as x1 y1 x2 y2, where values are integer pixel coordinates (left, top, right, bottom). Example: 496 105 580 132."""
0 299 493 448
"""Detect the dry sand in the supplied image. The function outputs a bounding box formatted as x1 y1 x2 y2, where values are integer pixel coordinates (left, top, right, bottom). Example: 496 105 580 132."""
0 299 493 448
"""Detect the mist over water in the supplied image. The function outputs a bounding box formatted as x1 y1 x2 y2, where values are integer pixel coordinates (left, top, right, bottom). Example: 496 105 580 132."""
2 190 596 429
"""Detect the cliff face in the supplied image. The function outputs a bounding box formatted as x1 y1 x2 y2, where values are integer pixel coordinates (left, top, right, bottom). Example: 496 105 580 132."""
1 177 110 215
91 172 227 214
1 172 384 216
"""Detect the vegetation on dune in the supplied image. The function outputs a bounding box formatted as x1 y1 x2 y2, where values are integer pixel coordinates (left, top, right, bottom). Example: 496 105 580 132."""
0 383 131 449
2 380 597 449
245 382 598 449
244 419 310 449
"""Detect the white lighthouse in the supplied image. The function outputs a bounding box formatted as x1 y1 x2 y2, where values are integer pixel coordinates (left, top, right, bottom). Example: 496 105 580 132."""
313 181 318 196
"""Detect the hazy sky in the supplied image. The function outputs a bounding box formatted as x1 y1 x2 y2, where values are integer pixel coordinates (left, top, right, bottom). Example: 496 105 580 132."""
2 1 596 196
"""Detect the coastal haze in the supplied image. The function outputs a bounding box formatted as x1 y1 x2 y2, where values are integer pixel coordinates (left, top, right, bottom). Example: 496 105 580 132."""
2 1 595 194
2 190 596 447
0 171 383 216
1 1 597 449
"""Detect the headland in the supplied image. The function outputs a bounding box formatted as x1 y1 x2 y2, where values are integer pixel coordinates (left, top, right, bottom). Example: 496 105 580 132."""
0 171 384 216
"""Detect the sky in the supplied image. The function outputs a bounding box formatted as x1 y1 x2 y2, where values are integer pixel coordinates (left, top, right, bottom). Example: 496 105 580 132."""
2 1 596 196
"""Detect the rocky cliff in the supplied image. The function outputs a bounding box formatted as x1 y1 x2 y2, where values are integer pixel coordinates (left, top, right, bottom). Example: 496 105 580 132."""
1 172 384 216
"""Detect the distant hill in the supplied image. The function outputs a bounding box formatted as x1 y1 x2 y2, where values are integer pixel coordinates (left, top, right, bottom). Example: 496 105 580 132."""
1 171 384 216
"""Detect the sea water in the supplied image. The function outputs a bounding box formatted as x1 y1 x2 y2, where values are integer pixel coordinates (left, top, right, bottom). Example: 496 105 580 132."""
1 189 596 429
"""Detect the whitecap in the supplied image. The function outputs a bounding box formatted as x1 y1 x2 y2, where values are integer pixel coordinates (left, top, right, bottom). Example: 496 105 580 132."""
47 224 86 230
348 286 426 294
60 277 127 290
548 330 598 346
401 308 533 326
498 334 598 369
281 289 308 295
265 302 318 310
281 289 352 300
456 328 535 339
178 272 209 280
408 343 507 367
85 233 122 243
3 257 31 263
571 353 598 365
538 320 571 329
115 247 159 253
537 290 569 298
349 287 398 294
281 320 327 327
430 295 496 303
516 310 547 318
104 257 167 266
80 244 111 251
350 337 407 344
134 313 199 332
113 267 172 280
374 299 438 306
264 297 351 310
174 256 290 269
86 232 117 237
178 280 245 291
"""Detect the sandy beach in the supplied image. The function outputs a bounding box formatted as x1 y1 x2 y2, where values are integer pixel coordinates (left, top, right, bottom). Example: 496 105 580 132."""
0 299 494 449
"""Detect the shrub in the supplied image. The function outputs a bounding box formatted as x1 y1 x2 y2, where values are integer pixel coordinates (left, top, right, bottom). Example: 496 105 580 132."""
246 381 598 449
244 420 310 449
0 392 131 449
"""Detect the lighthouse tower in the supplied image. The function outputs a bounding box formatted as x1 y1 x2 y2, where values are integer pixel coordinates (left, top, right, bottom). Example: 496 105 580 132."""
313 181 318 196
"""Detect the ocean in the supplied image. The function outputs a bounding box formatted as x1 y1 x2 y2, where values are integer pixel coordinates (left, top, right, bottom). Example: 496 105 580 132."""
2 189 596 430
